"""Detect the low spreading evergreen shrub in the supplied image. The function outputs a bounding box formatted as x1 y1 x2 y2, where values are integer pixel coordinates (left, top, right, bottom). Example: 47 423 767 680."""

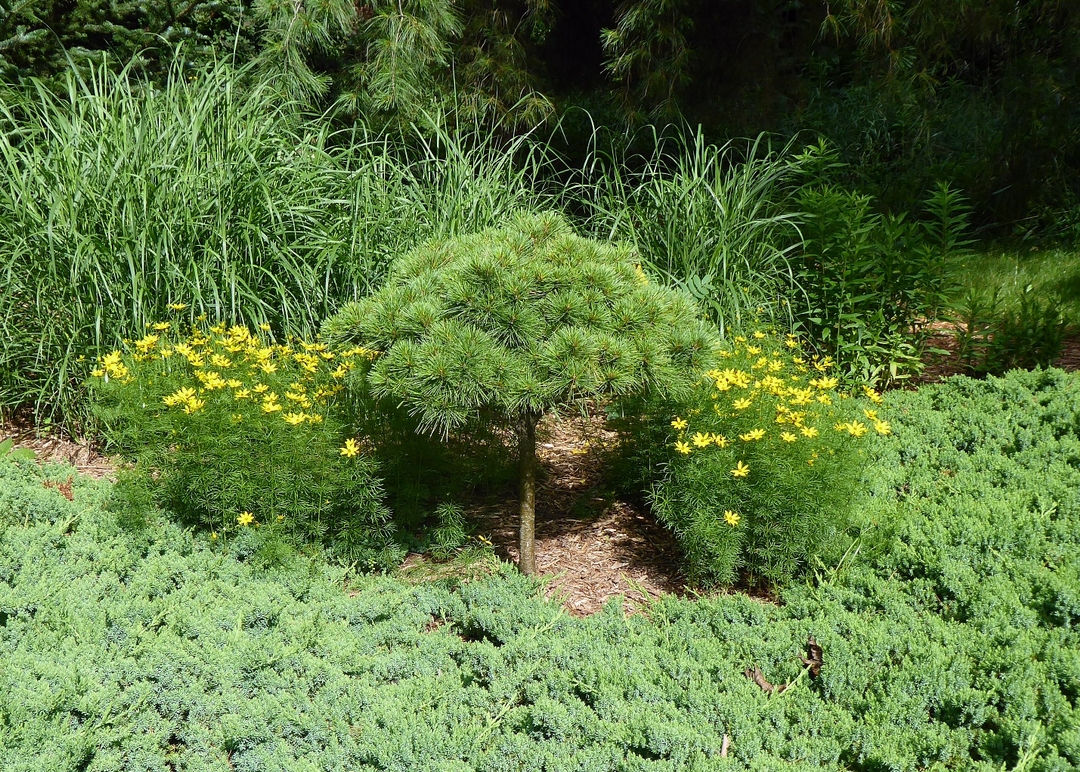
3 376 1080 772
88 317 398 567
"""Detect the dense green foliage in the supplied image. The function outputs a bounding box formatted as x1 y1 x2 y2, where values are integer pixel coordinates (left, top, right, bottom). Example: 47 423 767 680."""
2 368 1080 770
637 332 881 587
794 181 969 383
4 0 1077 230
585 131 808 337
323 212 717 437
87 319 397 567
0 61 550 427
322 211 718 572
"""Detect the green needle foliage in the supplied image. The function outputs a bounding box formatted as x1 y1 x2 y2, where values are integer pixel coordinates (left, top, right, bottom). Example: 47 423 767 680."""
322 211 719 573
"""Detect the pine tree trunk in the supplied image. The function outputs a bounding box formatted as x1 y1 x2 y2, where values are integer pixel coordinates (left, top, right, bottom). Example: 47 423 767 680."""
517 415 538 575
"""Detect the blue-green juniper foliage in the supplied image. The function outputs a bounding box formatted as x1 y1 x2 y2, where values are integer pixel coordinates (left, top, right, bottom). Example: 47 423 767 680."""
2 368 1080 770
322 211 718 573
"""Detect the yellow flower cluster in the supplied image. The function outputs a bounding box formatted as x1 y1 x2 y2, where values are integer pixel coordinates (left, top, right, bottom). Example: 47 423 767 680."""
669 330 892 469
90 350 130 382
92 315 378 434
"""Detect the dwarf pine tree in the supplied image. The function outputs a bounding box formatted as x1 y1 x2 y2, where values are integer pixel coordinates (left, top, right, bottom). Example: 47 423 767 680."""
322 211 718 573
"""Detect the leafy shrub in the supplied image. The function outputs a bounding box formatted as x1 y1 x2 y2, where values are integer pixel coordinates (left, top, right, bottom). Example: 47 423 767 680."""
794 181 970 385
635 331 886 587
954 285 1067 375
89 317 398 567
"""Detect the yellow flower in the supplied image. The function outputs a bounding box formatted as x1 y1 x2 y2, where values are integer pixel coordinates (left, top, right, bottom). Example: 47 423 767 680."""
253 384 269 394
90 368 105 377
340 438 360 458
231 414 244 423
691 432 711 448
711 433 730 448
283 412 307 426
234 389 251 400
746 345 762 355
780 432 797 442
723 510 741 526
800 426 819 438
211 354 232 368
733 397 753 410
671 417 688 430
863 409 879 421
237 511 255 526
817 393 833 405
740 428 766 441
210 530 218 540
810 376 839 390
846 421 869 437
167 302 188 311
196 313 207 322
784 335 799 349
260 362 278 374
163 387 197 407
674 440 692 455
152 321 171 331
134 334 160 352
258 323 272 332
731 461 750 478
874 420 892 436
226 379 243 388
752 331 767 339
864 385 884 404
262 401 282 414
734 335 747 343
183 398 206 414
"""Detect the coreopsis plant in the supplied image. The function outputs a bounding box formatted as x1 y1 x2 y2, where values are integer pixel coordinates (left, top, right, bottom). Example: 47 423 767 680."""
650 330 889 587
89 319 397 567
321 211 719 574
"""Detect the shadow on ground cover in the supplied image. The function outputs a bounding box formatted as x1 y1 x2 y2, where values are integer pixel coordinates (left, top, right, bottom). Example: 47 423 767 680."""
1 369 1079 770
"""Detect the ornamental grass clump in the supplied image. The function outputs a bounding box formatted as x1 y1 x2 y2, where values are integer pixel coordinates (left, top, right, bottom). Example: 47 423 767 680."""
89 316 397 567
322 211 719 574
650 330 889 587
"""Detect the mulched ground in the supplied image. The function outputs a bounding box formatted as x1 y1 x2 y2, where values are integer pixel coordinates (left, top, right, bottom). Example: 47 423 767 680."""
6 326 1080 616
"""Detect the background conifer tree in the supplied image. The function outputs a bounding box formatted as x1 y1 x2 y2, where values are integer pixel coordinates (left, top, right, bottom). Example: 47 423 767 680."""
322 211 718 573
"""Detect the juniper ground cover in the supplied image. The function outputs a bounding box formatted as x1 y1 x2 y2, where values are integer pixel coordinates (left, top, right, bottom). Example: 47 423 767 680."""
2 368 1079 771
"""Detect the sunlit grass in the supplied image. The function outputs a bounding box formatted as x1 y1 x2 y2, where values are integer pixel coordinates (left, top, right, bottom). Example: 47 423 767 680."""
951 247 1080 329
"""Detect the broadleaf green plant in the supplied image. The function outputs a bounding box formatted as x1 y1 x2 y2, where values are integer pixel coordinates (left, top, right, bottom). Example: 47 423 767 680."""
0 438 34 463
322 211 719 573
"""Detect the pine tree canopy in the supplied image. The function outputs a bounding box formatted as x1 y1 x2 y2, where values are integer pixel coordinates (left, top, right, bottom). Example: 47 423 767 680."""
322 211 719 436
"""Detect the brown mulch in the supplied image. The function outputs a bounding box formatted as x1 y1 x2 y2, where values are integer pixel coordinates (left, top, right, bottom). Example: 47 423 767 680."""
5 330 1080 617
912 322 1080 385
0 415 115 480
458 413 691 616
